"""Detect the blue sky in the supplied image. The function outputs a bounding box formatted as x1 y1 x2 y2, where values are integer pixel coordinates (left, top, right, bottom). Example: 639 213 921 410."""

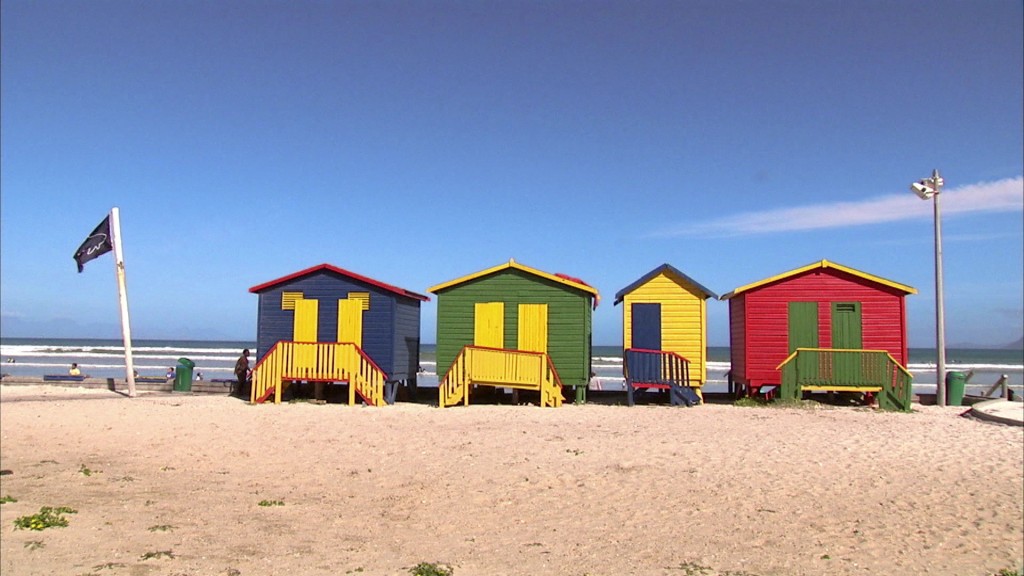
1 0 1021 347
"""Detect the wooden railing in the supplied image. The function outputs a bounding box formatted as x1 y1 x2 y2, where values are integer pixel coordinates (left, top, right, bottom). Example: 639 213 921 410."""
623 348 697 406
978 373 1015 400
250 341 388 406
776 347 913 411
438 345 563 408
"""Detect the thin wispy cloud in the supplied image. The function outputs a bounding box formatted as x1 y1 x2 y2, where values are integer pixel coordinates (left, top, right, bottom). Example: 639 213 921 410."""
657 176 1024 238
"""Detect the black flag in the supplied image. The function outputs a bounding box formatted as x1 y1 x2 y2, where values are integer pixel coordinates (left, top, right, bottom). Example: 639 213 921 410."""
73 215 113 273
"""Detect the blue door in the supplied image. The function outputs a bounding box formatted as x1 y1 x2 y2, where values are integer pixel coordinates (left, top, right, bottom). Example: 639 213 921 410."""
631 303 661 351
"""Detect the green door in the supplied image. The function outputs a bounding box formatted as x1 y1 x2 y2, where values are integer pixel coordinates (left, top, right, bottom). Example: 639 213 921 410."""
788 302 819 352
831 302 863 384
788 302 819 380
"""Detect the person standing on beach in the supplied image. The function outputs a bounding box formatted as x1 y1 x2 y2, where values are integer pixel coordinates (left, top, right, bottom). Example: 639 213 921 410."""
69 363 81 376
234 349 250 397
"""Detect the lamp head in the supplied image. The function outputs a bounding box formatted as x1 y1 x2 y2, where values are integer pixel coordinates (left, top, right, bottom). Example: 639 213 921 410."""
911 180 936 199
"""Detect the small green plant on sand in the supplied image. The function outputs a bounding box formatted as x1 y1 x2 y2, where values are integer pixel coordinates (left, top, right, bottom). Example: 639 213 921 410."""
14 506 78 531
78 464 99 476
140 550 175 560
147 524 175 532
257 499 284 507
0 495 17 504
409 562 454 576
995 569 1021 576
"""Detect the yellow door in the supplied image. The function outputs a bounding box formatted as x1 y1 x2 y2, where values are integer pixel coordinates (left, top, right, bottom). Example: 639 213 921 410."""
517 303 548 353
293 298 319 370
337 298 364 347
474 302 504 348
293 299 319 342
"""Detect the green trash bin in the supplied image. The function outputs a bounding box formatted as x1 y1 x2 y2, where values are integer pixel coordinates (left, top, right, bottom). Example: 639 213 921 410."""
945 371 967 406
174 358 195 392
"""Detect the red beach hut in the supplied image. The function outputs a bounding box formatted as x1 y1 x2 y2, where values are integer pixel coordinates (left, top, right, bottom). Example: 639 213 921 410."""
720 260 916 402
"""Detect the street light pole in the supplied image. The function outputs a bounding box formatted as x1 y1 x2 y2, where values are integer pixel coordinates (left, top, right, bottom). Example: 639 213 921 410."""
930 170 946 407
911 169 946 406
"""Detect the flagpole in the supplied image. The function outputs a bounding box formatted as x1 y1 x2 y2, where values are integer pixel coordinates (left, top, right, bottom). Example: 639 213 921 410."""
110 208 137 398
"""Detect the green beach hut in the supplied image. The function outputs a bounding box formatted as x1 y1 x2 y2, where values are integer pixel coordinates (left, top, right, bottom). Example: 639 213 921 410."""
428 259 599 407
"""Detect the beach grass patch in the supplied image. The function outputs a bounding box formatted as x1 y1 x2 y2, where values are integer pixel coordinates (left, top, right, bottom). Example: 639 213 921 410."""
733 396 817 409
0 495 17 504
257 499 284 507
774 397 815 408
147 524 175 532
14 506 78 531
666 562 714 575
140 550 175 561
995 569 1021 576
666 561 760 576
409 561 454 576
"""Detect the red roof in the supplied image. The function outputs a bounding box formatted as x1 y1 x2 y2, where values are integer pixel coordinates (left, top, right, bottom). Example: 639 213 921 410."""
248 263 429 302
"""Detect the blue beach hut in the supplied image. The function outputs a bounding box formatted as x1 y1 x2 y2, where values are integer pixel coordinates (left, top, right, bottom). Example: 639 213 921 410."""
247 263 429 406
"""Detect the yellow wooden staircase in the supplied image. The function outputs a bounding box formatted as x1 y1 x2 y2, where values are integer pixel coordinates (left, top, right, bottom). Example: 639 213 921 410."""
250 341 388 406
439 345 563 408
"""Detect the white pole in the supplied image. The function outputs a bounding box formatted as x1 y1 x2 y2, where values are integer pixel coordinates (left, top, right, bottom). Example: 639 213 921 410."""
932 170 946 407
110 208 137 398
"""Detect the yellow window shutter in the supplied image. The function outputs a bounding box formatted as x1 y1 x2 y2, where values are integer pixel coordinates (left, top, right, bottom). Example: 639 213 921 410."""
348 292 370 311
281 292 303 311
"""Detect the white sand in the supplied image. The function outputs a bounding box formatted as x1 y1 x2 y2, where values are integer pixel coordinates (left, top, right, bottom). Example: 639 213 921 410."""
1 385 1021 576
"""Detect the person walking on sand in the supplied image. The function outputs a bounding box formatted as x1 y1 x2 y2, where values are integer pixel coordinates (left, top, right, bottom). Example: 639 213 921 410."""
234 349 250 397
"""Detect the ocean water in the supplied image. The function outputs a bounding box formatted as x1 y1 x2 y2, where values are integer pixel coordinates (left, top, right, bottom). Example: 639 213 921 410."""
2 338 1021 397
0 338 256 382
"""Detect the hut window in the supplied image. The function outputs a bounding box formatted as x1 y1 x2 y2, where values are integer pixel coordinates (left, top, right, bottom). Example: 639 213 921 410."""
347 292 370 311
281 291 304 310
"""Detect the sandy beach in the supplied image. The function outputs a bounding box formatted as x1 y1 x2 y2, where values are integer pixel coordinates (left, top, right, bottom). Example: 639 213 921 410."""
0 385 1021 576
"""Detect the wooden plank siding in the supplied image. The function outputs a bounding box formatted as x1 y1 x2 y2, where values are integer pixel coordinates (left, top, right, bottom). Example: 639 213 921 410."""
434 268 592 387
621 271 709 384
392 297 421 382
734 268 909 387
728 296 746 383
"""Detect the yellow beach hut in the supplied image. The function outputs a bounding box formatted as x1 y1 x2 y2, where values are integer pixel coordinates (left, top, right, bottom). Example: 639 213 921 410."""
614 264 717 405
